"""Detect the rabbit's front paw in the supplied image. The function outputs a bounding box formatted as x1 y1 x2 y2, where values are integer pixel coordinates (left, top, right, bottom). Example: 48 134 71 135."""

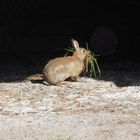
71 76 81 82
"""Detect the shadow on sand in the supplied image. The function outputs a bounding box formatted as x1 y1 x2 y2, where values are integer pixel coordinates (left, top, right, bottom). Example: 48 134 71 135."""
0 53 140 87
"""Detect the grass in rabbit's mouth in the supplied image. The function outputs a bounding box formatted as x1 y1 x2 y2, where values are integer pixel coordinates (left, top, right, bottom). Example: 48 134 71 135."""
65 43 101 79
84 51 101 78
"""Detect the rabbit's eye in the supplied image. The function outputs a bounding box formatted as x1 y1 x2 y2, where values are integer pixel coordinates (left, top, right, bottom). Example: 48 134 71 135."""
82 49 86 53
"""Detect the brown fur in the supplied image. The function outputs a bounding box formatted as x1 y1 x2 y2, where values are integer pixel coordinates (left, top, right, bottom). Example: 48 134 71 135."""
43 39 89 85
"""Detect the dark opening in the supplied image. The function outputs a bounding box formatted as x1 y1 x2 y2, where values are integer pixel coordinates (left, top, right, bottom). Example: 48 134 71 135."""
0 0 140 86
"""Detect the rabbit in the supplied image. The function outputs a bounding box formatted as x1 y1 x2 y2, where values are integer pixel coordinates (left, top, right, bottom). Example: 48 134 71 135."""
43 39 89 85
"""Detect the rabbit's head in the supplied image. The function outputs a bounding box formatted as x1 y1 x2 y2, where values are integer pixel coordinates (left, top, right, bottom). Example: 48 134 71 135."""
72 39 89 61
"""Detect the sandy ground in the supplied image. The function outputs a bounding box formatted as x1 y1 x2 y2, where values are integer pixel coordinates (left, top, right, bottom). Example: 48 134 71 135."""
0 60 140 140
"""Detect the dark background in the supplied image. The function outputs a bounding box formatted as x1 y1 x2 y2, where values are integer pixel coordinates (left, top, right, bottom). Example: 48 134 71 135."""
0 0 140 62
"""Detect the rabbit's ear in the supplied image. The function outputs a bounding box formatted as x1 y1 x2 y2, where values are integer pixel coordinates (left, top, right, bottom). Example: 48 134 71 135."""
71 39 79 51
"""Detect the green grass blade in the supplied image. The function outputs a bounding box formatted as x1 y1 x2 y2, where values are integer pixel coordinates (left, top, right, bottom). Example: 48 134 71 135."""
64 48 74 52
94 59 101 78
91 60 97 78
64 47 74 56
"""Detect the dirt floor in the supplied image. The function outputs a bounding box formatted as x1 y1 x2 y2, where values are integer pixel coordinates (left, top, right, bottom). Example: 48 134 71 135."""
0 58 140 140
